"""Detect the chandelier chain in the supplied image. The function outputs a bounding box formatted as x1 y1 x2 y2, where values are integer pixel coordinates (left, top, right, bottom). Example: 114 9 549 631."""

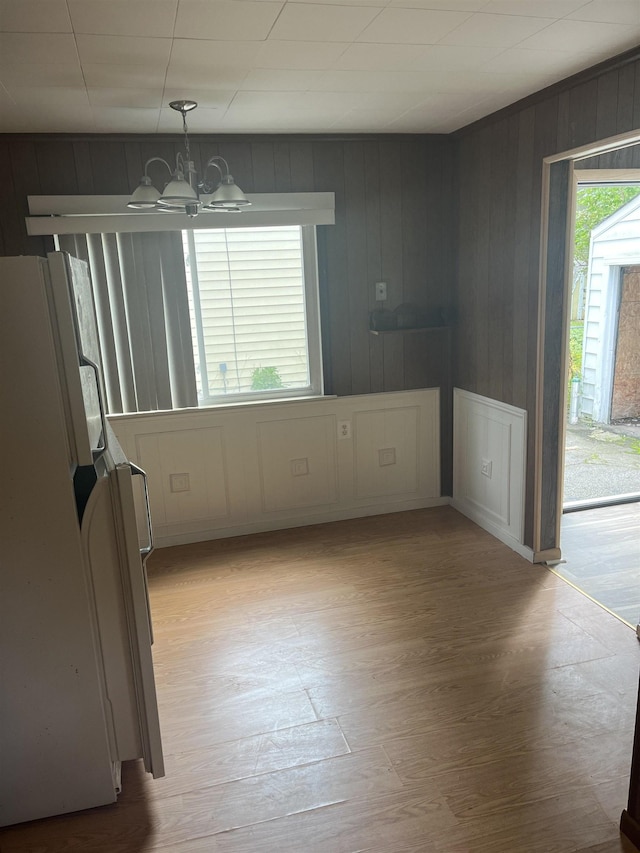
181 108 192 167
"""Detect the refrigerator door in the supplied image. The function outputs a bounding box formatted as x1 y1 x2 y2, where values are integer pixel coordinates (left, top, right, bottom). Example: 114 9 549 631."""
47 252 107 466
0 255 118 826
110 457 165 778
80 471 144 766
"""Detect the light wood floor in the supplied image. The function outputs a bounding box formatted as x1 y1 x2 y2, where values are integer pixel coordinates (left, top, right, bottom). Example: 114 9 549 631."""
560 502 640 627
2 506 640 853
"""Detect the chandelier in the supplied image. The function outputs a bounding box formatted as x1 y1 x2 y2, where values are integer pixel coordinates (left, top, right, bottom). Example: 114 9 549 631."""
127 100 250 217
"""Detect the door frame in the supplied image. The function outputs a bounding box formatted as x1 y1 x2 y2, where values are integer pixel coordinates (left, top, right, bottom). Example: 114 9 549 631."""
534 131 640 560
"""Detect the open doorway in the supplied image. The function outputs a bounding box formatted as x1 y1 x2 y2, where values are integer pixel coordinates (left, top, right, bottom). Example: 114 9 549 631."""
558 175 640 628
564 181 640 511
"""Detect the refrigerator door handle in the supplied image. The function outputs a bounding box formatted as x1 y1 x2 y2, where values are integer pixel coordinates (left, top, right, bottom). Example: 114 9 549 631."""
80 354 108 460
129 464 154 561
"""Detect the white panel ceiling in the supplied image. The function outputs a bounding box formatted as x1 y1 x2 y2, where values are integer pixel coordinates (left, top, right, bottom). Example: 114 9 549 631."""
0 0 638 134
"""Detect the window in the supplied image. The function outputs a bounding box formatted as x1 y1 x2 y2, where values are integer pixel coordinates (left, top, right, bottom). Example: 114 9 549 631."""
55 224 323 414
183 224 323 404
35 190 333 414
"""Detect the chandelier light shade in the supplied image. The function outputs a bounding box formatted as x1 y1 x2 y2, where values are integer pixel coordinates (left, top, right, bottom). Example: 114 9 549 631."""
157 169 199 207
203 158 251 209
127 100 250 217
128 175 162 209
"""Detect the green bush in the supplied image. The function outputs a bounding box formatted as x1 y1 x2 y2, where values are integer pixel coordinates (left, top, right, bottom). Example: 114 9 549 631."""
251 366 284 391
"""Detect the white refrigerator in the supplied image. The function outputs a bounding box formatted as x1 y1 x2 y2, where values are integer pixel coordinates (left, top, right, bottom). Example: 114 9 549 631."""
0 252 164 827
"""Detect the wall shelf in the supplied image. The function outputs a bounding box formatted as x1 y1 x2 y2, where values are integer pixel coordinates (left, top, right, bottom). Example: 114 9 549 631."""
369 326 450 336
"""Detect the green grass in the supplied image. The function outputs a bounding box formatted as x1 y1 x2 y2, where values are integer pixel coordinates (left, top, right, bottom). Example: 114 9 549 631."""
569 320 584 379
630 439 640 456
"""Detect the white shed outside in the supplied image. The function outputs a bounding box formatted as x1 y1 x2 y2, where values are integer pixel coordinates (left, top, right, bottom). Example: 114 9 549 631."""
580 194 640 423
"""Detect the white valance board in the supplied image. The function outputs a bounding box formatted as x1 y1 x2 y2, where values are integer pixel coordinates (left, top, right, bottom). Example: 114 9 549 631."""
26 193 335 236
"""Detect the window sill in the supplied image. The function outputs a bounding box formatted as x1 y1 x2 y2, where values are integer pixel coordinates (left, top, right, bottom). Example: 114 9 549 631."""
108 394 336 421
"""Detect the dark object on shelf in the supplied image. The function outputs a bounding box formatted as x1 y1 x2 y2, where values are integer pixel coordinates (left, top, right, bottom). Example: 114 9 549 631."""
370 303 449 334
394 303 448 330
394 303 428 330
369 309 397 331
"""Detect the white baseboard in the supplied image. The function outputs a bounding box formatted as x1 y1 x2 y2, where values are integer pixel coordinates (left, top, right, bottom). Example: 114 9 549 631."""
450 498 535 562
154 496 450 548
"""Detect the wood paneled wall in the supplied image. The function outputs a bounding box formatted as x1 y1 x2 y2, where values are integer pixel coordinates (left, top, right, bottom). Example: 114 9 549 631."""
0 133 455 492
5 51 637 519
454 52 640 547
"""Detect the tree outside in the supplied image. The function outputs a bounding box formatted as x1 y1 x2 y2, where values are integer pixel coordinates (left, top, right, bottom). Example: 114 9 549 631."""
574 185 640 277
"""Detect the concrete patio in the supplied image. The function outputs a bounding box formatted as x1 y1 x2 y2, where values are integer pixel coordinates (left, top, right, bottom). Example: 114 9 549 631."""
563 420 640 504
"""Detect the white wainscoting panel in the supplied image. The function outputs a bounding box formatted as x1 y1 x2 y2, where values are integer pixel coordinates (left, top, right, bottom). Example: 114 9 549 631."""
109 389 443 547
452 388 529 559
257 416 338 513
136 428 230 527
354 407 419 499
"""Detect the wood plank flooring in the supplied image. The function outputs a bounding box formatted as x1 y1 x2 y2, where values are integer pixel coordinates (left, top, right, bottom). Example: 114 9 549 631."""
560 503 640 627
1 506 639 853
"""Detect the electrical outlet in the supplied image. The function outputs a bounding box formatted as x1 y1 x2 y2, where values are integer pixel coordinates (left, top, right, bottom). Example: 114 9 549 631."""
170 472 190 492
375 281 387 301
338 420 352 439
481 459 492 479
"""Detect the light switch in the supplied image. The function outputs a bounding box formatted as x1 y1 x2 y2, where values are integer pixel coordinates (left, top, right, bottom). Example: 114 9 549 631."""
481 459 492 478
375 281 387 301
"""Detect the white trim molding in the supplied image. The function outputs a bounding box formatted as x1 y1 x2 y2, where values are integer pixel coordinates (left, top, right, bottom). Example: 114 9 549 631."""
26 192 335 235
452 388 531 561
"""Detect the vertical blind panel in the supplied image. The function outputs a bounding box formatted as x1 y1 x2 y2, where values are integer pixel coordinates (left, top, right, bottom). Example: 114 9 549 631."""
140 233 173 411
102 234 137 413
160 231 198 409
186 225 309 398
117 232 154 412
86 233 123 413
65 231 197 413
58 233 124 413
